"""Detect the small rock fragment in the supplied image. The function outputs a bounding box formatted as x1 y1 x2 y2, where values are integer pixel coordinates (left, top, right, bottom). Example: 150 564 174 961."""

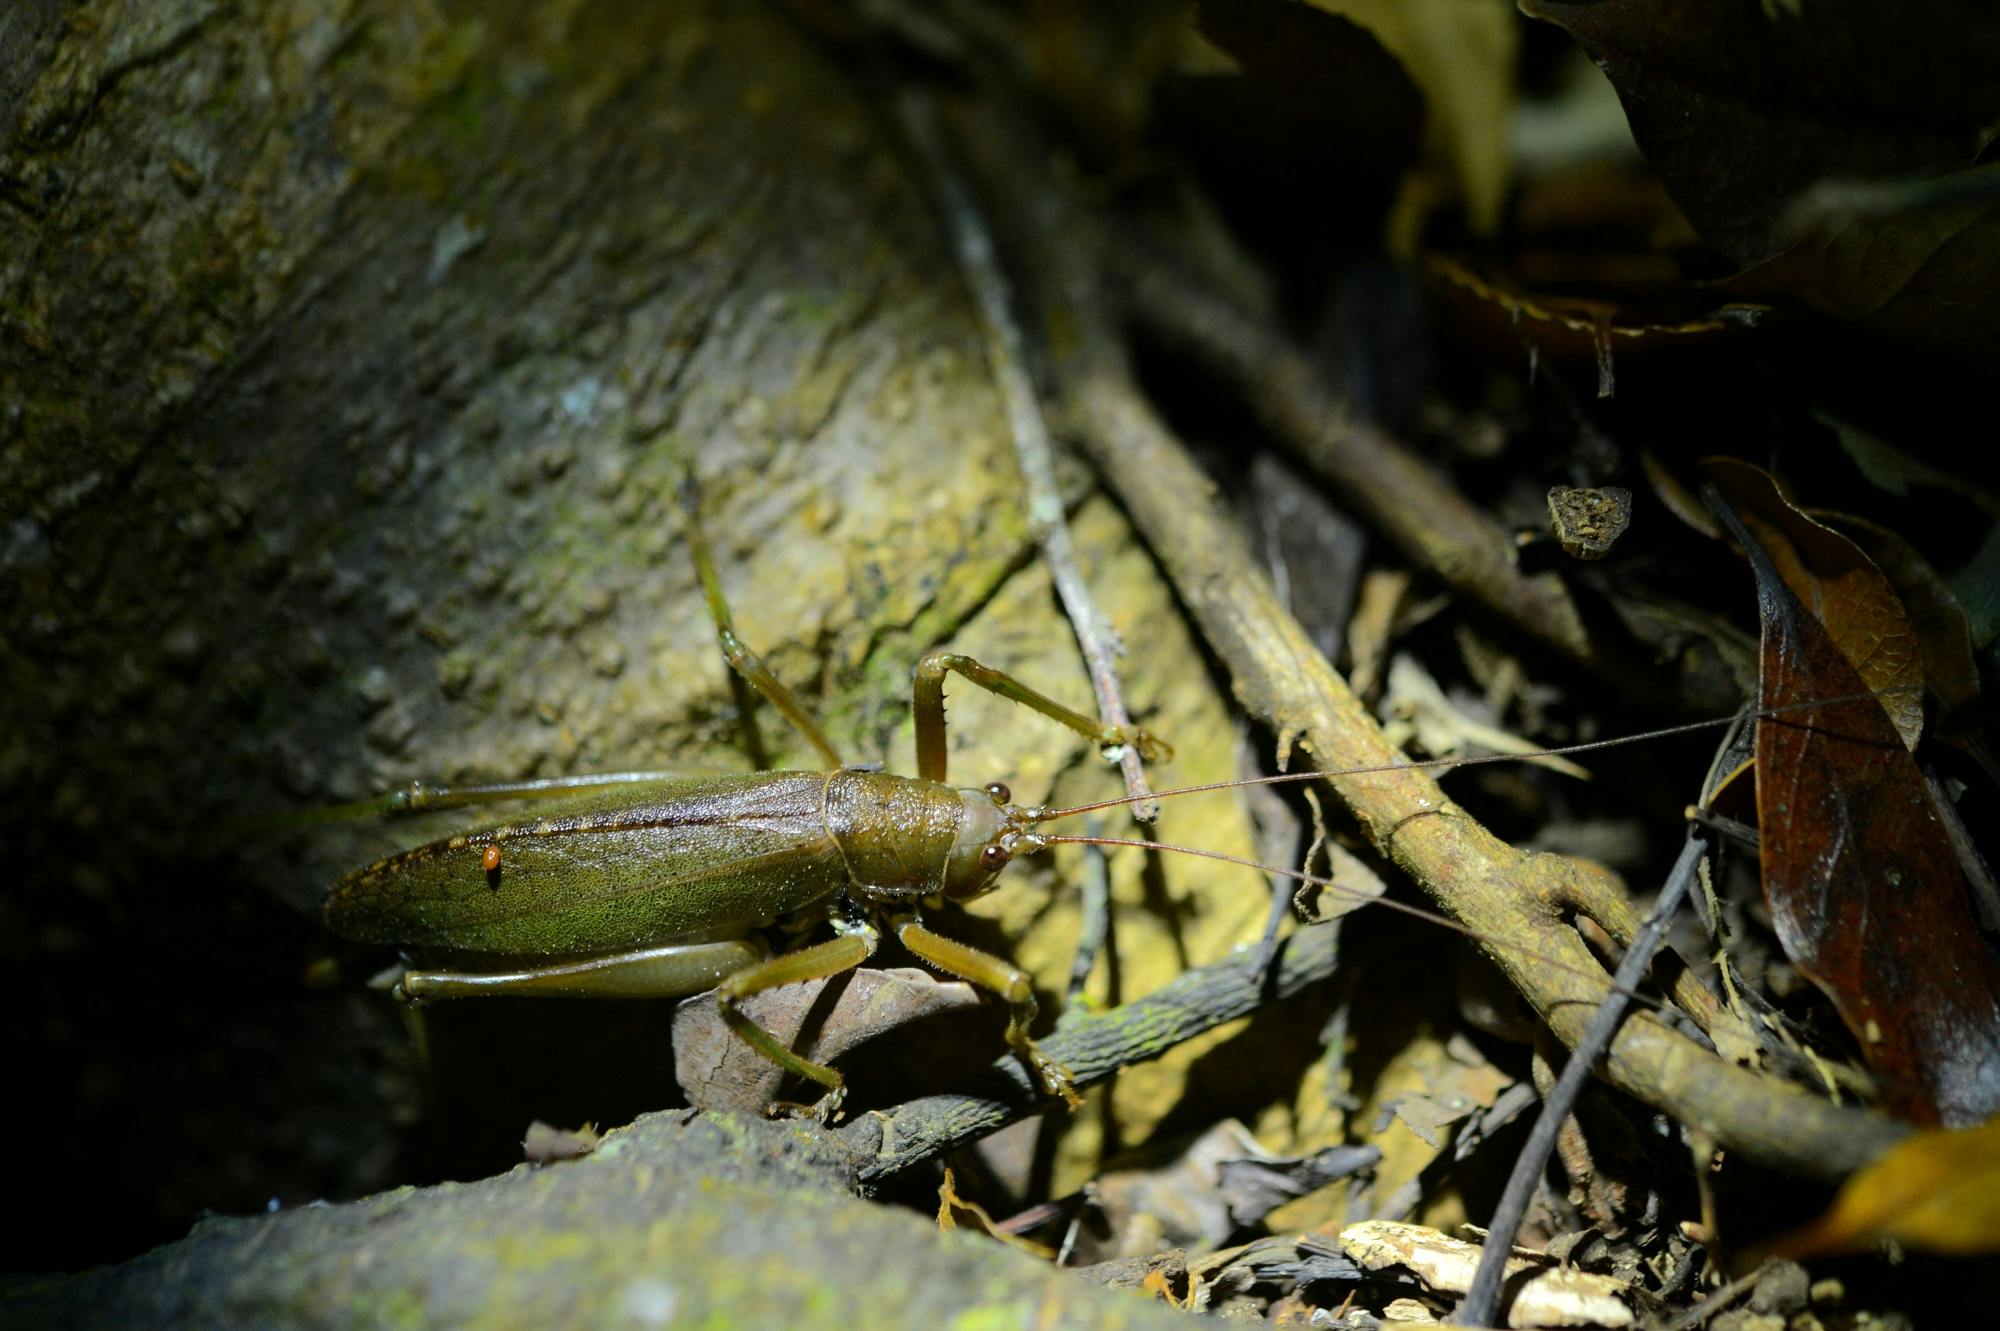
1749 1259 1810 1315
1546 486 1633 560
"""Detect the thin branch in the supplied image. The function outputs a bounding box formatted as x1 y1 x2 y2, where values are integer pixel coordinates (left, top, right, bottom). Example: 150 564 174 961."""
1456 828 1710 1326
898 90 1159 818
1116 244 1739 715
1658 1261 1774 1331
836 920 1343 1181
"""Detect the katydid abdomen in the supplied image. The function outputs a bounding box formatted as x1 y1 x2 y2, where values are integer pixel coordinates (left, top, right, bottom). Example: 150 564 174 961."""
325 769 993 962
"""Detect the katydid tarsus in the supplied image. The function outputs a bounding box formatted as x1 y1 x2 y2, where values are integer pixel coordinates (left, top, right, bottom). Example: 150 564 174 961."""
323 484 1888 1123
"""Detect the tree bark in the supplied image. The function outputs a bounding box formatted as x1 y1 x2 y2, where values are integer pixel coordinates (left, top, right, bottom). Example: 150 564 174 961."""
4 1112 1192 1331
2 0 1256 1274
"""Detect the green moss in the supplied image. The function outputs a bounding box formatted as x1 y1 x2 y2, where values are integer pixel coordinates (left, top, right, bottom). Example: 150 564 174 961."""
413 19 492 126
489 1227 592 1273
949 1296 1041 1331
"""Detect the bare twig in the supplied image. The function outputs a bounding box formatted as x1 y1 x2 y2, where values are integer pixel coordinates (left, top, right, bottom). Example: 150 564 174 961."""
1658 1261 1773 1331
899 91 1159 818
1456 828 1711 1326
1067 826 1114 1000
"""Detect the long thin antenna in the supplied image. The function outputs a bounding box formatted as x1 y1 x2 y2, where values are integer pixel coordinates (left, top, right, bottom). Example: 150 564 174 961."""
1032 689 1900 824
1040 833 1674 1017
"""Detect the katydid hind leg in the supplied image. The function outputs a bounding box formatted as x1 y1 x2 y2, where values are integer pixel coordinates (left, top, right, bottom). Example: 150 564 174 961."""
365 770 725 819
398 939 768 1002
398 998 439 1127
679 478 845 769
271 769 719 828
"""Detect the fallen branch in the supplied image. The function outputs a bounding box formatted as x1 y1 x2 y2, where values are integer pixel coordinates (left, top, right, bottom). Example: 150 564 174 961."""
958 116 1910 1181
1118 245 1740 715
836 920 1344 1182
1459 827 1711 1325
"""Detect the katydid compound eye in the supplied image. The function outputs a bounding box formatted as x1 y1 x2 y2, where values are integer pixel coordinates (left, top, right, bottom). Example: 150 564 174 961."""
986 782 1011 805
981 844 1009 871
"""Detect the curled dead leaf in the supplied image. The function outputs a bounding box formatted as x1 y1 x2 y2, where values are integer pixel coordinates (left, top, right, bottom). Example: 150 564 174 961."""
1706 458 1926 749
1816 511 1983 722
1339 1219 1633 1328
1427 254 1765 398
1383 653 1592 779
1073 1120 1379 1263
1709 489 2000 1124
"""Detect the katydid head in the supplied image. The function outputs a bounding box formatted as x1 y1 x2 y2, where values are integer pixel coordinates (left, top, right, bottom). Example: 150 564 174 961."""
941 781 1049 902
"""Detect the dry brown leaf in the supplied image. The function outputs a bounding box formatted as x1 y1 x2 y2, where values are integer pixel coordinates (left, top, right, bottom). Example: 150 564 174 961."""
1072 1120 1374 1262
1817 511 1983 720
1765 1115 2000 1258
1382 653 1592 779
1706 458 1926 749
1717 491 2000 1123
1722 164 2000 364
1426 255 1764 398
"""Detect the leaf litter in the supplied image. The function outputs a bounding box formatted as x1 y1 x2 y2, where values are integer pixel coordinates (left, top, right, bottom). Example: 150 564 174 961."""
851 4 2000 1324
